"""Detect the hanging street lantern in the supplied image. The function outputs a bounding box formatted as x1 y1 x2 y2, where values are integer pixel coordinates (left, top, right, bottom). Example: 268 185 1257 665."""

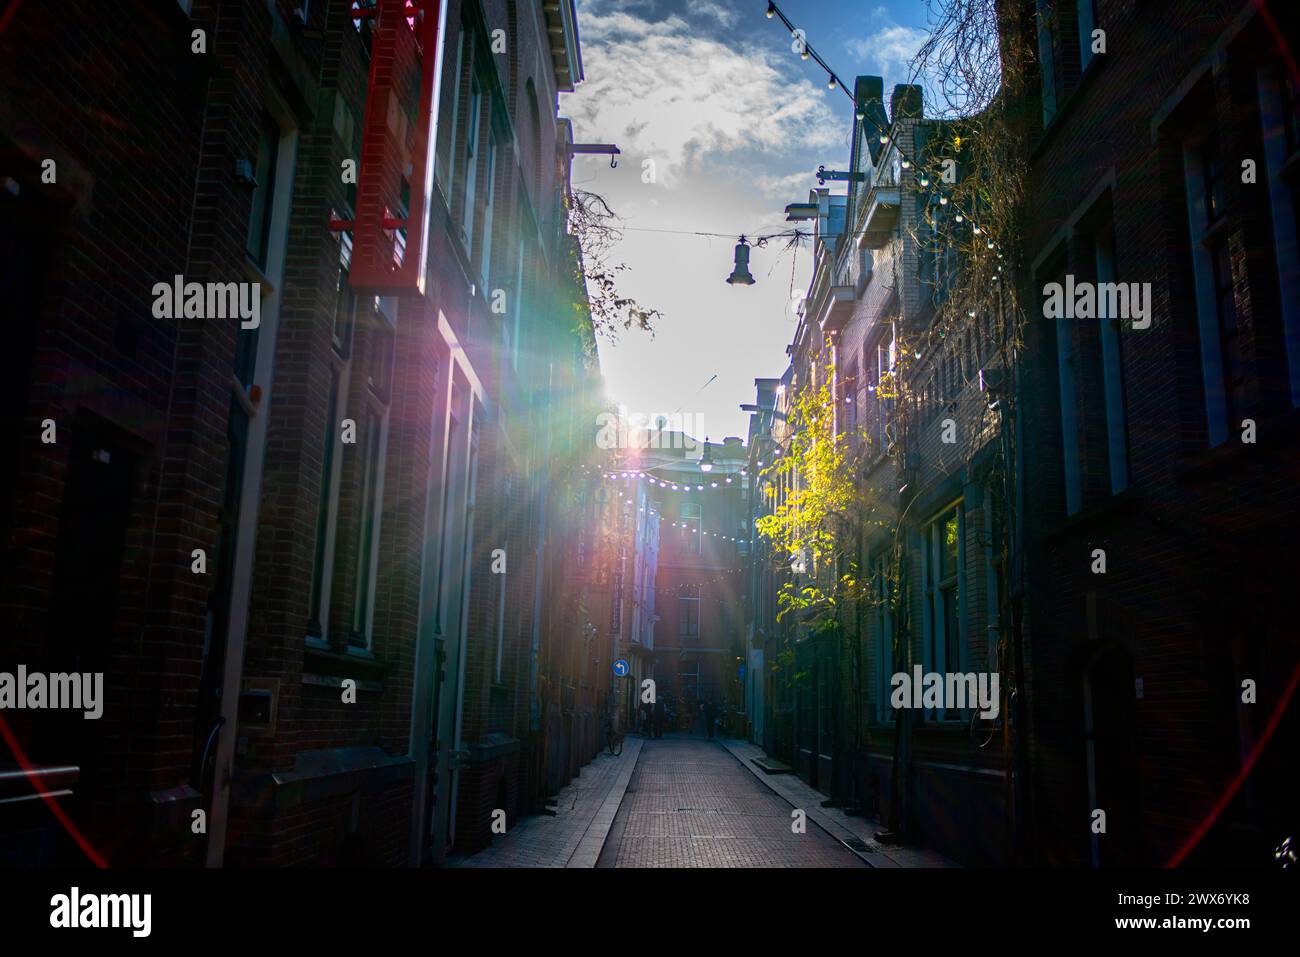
699 438 714 472
726 236 755 285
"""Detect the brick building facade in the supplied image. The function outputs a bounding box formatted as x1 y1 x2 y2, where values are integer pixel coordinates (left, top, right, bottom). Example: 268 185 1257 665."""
0 0 605 867
744 0 1299 869
1011 0 1300 867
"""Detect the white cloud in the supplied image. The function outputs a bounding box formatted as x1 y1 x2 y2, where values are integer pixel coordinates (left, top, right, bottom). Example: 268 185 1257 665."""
568 8 841 188
691 0 739 30
754 170 816 200
845 23 928 86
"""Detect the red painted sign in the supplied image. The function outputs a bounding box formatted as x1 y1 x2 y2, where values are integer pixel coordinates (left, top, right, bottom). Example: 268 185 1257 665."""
348 0 445 294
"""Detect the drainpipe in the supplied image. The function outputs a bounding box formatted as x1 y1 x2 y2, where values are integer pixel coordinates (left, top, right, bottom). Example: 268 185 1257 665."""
1009 334 1030 866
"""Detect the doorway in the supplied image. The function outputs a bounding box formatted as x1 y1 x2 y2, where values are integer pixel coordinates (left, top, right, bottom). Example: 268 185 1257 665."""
37 411 142 789
1084 646 1143 866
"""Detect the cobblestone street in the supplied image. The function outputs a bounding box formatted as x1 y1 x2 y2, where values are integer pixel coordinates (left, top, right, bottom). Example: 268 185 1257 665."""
599 738 865 868
452 735 866 868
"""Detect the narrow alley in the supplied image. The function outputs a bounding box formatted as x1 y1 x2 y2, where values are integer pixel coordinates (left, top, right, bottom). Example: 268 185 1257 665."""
450 735 868 868
597 738 863 868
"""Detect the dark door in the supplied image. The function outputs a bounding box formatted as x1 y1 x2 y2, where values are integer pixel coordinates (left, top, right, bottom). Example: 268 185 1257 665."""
0 179 52 540
1088 648 1143 866
38 412 141 789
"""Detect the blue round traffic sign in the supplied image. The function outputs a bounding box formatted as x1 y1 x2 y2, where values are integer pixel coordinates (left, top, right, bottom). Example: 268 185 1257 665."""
613 658 630 677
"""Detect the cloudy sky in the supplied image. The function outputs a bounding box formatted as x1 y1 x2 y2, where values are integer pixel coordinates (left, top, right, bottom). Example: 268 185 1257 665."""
562 0 931 440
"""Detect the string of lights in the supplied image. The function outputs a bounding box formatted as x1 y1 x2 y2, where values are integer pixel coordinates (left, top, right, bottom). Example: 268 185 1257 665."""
604 471 747 489
763 1 1003 273
615 224 810 247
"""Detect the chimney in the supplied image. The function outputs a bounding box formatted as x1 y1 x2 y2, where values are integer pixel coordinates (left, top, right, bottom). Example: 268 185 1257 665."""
854 75 890 163
890 84 924 123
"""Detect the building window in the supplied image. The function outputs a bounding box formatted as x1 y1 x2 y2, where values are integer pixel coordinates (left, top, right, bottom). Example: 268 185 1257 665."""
463 75 482 250
923 504 964 719
1077 0 1097 72
368 315 395 402
1211 240 1245 424
507 236 526 370
352 0 378 54
1283 68 1300 156
349 406 386 650
678 584 700 637
1183 133 1245 445
1091 212 1130 494
1041 252 1082 513
308 367 345 642
1258 63 1300 407
442 31 467 194
333 234 357 358
1036 0 1061 126
246 112 282 270
680 501 702 554
480 135 497 283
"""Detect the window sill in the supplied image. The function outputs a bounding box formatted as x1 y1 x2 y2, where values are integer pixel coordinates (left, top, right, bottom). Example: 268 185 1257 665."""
303 643 386 686
241 254 275 298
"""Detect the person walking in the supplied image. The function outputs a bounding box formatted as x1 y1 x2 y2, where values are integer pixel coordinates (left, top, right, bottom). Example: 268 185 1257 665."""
652 698 664 739
704 698 716 740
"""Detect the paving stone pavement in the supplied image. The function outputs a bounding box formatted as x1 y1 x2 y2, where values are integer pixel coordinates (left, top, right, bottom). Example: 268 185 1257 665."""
719 738 960 868
445 736 643 869
598 736 866 868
